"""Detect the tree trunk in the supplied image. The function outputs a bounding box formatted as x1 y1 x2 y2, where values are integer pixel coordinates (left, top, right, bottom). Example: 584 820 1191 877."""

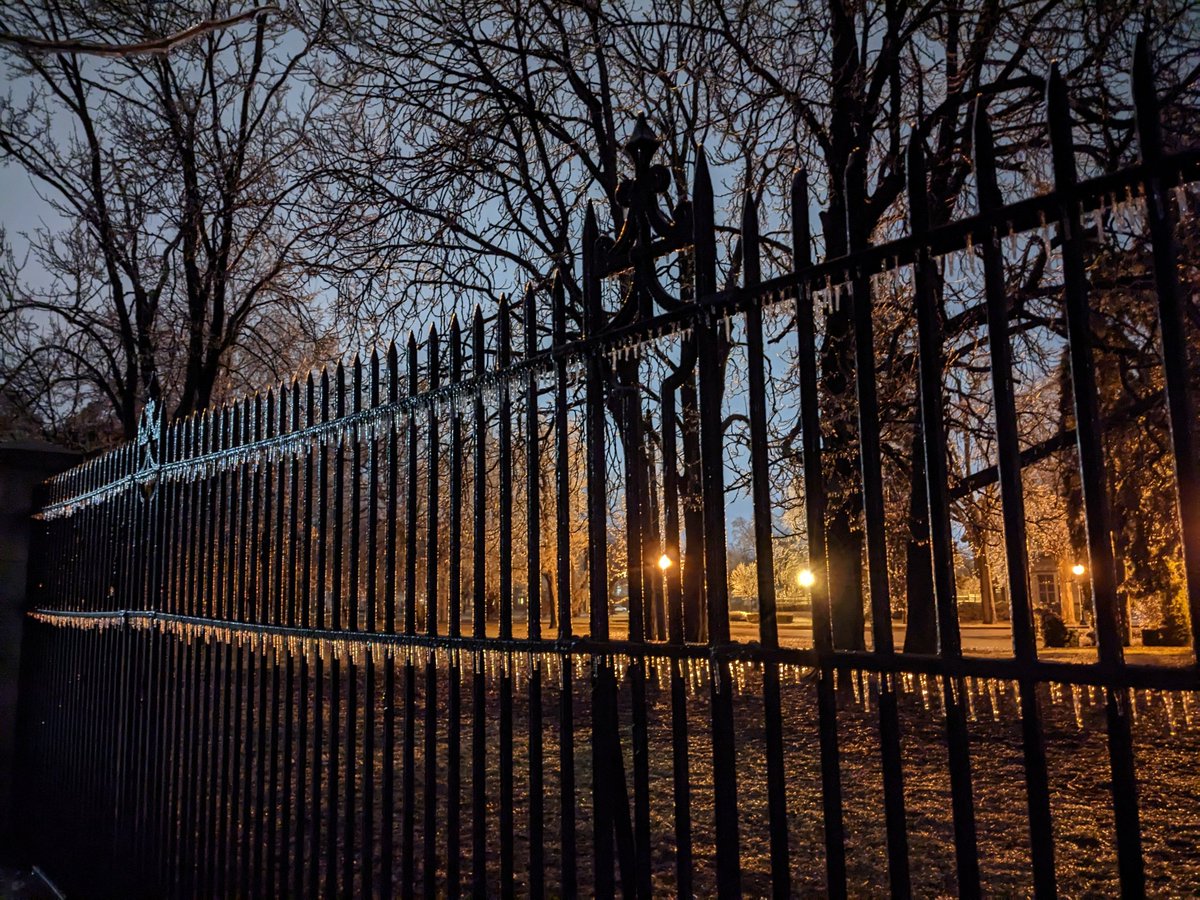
645 441 666 641
904 428 938 653
820 288 866 650
680 380 707 642
819 0 868 651
542 571 555 630
976 547 996 625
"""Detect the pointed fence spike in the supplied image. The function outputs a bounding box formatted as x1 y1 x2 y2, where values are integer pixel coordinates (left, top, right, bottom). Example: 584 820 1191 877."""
427 323 440 391
319 366 330 417
384 340 399 408
791 169 812 270
334 361 346 420
693 148 716 299
626 112 661 171
973 100 1002 211
449 313 462 382
473 305 486 376
582 204 603 334
552 269 566 347
407 331 419 393
1132 32 1162 164
583 202 598 242
497 294 511 368
741 190 761 287
694 149 714 210
281 382 291 431
305 372 315 429
1046 64 1076 181
907 138 929 231
353 354 364 415
523 287 537 357
370 347 381 406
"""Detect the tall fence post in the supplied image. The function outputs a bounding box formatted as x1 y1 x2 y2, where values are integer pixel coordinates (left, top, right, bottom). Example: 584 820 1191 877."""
1 441 80 862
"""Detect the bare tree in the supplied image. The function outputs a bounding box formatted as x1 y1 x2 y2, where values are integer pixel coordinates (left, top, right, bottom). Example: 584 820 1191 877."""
711 0 1200 649
305 0 757 329
0 0 334 444
0 5 281 57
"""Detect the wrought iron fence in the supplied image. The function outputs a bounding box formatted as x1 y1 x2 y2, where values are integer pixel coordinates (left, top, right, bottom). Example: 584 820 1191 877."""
15 37 1200 898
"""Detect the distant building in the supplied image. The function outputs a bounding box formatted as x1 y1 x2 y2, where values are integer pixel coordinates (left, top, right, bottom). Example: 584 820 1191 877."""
1029 553 1089 625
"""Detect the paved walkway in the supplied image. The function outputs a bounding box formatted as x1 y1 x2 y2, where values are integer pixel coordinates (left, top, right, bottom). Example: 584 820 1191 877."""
558 615 1195 665
0 868 62 900
426 615 1193 666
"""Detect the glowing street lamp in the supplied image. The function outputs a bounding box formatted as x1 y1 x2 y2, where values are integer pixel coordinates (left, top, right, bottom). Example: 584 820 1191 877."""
1071 563 1086 577
658 553 673 572
797 568 815 589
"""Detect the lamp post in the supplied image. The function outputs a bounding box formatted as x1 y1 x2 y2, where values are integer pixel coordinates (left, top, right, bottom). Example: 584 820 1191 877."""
1071 563 1087 626
795 569 816 622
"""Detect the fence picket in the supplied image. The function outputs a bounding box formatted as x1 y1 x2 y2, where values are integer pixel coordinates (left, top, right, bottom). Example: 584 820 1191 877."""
447 314 464 898
908 140 982 897
364 351 380 900
522 287 546 897
424 325 441 897
344 360 361 896
1047 63 1145 896
694 150 742 897
973 100 1058 899
792 168 852 897
551 273 579 898
1132 33 1200 650
742 190 791 896
402 334 418 897
470 305 488 898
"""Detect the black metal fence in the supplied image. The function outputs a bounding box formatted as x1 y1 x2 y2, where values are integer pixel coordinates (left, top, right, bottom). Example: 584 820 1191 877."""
15 38 1200 898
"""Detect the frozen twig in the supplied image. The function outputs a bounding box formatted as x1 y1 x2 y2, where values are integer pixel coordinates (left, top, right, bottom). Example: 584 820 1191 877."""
0 5 283 58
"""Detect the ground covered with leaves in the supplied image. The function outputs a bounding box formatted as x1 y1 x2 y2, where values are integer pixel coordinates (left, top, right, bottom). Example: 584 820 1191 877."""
358 658 1200 897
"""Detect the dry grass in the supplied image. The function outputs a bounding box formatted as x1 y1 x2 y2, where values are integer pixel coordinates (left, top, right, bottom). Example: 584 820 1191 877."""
299 659 1200 897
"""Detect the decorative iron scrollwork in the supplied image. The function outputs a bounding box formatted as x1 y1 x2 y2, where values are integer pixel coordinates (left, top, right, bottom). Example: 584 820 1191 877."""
596 115 694 332
136 395 162 500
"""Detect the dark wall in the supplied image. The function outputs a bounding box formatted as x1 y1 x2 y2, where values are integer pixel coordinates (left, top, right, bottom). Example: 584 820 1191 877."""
0 442 80 862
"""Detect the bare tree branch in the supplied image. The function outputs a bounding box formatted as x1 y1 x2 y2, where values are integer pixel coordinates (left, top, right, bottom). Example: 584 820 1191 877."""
0 5 281 58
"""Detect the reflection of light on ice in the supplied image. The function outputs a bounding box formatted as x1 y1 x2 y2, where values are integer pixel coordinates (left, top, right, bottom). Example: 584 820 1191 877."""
25 609 1200 737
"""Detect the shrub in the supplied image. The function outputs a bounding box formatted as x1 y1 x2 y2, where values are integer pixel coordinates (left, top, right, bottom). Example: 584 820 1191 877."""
1039 609 1070 648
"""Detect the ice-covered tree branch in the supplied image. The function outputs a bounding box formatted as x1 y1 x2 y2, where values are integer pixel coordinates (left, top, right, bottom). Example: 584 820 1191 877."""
0 4 282 58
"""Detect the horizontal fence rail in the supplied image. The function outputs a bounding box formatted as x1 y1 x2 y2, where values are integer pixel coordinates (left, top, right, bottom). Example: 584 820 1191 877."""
16 43 1200 898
